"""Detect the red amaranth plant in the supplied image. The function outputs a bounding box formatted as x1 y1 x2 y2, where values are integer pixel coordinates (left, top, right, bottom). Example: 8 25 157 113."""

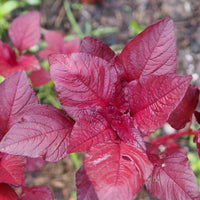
0 17 199 199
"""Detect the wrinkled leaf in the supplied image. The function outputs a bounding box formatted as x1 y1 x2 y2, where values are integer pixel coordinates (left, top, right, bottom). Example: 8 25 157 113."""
111 114 146 150
119 17 176 81
0 154 25 186
68 108 117 153
0 104 74 162
125 75 191 133
0 70 38 135
80 36 115 61
9 11 41 52
146 147 200 200
50 53 117 116
84 141 152 200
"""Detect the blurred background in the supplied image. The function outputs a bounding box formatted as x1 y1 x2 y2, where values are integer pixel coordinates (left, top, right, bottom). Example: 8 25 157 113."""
0 0 200 199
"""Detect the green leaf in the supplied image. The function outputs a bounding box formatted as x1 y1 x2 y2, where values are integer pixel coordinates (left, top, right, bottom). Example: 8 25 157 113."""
0 1 19 17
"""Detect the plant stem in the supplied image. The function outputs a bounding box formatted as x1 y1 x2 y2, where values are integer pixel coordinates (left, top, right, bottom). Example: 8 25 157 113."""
151 128 197 145
70 153 80 170
64 0 84 39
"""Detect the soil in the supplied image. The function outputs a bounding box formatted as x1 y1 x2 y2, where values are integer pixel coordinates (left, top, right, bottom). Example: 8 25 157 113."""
4 0 200 199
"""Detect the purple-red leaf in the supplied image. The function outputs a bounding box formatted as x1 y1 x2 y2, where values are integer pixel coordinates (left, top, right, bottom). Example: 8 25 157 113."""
111 114 146 150
80 36 115 61
118 17 176 81
194 129 200 158
0 70 38 135
25 157 45 172
29 67 51 87
125 75 192 133
39 31 80 59
195 111 200 124
76 166 99 200
50 53 117 116
0 183 18 200
0 104 74 162
19 186 53 200
168 85 199 129
84 141 152 200
146 147 200 200
0 154 25 186
68 108 117 153
8 11 41 52
0 41 17 67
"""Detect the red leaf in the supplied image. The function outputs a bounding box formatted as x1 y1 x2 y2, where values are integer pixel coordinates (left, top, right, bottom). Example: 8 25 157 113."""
17 54 40 71
19 186 53 200
8 11 41 52
84 141 152 200
80 36 115 61
29 67 51 87
0 183 18 200
125 75 192 133
0 51 40 78
50 53 117 116
0 154 25 186
63 36 81 55
25 157 45 172
168 85 199 129
119 17 176 81
111 114 146 150
194 111 200 124
44 30 64 50
68 108 117 153
146 147 200 200
0 71 38 135
0 104 74 162
194 130 200 158
39 31 80 59
76 166 99 200
0 41 17 67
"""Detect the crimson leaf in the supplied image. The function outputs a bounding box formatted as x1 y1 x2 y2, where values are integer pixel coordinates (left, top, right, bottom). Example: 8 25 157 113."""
0 104 74 162
0 41 17 67
0 54 40 78
168 85 199 129
0 154 25 186
25 157 45 172
0 183 18 200
84 141 152 200
29 67 51 87
80 36 115 61
118 17 176 81
50 53 117 116
194 129 200 158
76 166 98 200
146 147 200 200
8 11 41 52
0 70 38 135
111 114 146 150
125 75 192 133
68 108 117 153
39 31 80 59
19 186 53 200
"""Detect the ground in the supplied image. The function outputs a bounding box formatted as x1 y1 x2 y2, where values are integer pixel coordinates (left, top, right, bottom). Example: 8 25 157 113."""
4 0 200 199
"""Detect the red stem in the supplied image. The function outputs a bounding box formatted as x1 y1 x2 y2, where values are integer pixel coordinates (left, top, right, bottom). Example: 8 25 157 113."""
151 129 197 145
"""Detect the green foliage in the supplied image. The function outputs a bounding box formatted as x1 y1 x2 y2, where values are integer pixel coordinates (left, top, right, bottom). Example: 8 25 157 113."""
130 20 145 36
